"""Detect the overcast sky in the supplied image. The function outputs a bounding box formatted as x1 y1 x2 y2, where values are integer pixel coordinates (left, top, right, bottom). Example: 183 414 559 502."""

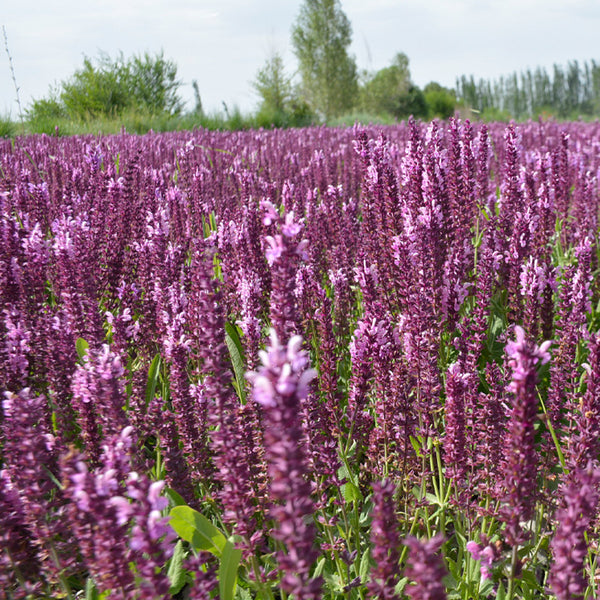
1 0 599 117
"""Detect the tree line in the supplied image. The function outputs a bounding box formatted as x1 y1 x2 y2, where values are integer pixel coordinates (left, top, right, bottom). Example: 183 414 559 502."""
14 0 600 133
456 60 600 120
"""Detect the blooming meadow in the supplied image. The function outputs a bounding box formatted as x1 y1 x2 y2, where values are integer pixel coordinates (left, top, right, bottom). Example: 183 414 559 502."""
2 119 600 599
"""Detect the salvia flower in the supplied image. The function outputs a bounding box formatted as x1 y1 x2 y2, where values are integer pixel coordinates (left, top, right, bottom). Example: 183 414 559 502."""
548 463 600 600
501 325 551 545
403 535 448 600
246 329 321 600
367 480 402 599
466 539 499 581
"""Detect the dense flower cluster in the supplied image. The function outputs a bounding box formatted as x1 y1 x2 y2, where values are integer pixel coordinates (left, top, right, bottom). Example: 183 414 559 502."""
2 120 600 598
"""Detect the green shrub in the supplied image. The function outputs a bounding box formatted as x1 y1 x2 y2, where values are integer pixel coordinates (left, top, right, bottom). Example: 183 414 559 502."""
28 51 183 123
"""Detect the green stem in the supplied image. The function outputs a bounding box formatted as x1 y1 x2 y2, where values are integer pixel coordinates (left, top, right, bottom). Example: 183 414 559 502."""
506 544 519 600
250 554 275 600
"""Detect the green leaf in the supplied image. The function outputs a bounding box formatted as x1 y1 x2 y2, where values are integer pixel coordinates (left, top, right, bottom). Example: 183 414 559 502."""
168 540 187 595
313 556 326 578
341 481 362 503
425 492 446 507
225 322 247 404
359 548 370 581
209 211 218 232
85 577 99 600
145 353 161 407
169 505 227 555
219 538 242 600
409 435 424 457
496 581 506 600
76 337 89 360
165 487 187 507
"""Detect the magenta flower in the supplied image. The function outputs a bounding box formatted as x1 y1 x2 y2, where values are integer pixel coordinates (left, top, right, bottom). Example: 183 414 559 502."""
246 329 321 600
403 535 448 600
501 325 551 545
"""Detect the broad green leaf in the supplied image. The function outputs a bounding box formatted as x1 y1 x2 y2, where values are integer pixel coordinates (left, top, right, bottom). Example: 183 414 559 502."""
169 505 227 555
341 481 362 503
145 353 161 407
425 492 446 507
409 435 424 457
394 577 409 596
219 538 242 600
225 322 247 404
168 540 187 595
76 337 89 360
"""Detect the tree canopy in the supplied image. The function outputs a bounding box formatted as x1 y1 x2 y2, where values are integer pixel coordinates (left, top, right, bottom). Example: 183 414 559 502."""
291 0 358 120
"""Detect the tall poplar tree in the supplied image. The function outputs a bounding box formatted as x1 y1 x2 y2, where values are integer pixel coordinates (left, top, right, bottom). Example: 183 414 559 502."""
291 0 358 120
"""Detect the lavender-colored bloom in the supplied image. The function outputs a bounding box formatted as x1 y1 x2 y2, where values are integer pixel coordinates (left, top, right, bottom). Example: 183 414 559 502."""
367 480 402 600
466 539 499 581
501 325 551 545
0 469 44 597
188 242 266 551
2 388 77 590
71 344 130 463
148 396 198 508
547 240 590 440
2 307 31 389
63 453 135 597
63 426 173 598
346 314 389 457
403 535 448 600
443 362 468 488
110 476 174 599
549 463 600 600
246 329 322 600
262 201 307 340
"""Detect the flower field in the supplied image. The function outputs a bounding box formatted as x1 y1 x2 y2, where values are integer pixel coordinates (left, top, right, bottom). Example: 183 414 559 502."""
2 119 600 599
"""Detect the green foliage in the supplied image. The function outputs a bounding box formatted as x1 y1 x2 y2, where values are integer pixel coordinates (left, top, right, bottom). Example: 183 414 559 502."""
253 51 293 115
29 50 183 122
360 53 410 115
0 114 16 137
424 82 456 119
326 111 398 127
456 58 600 120
170 505 228 554
292 0 359 119
169 505 242 600
360 53 427 120
225 322 247 404
252 50 316 128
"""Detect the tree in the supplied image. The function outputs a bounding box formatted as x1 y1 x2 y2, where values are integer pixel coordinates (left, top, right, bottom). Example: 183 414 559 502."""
360 53 427 120
424 82 456 119
291 0 358 120
253 51 293 115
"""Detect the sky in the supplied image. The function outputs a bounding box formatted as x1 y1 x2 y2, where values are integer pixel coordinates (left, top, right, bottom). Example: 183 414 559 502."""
1 0 600 117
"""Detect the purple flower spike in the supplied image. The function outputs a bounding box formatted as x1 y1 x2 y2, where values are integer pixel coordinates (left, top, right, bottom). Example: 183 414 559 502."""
549 463 600 600
403 535 448 600
246 329 321 600
501 325 551 545
368 480 402 599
